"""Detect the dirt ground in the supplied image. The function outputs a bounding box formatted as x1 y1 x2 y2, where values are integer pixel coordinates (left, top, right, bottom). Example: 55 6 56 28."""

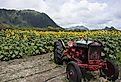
0 53 121 82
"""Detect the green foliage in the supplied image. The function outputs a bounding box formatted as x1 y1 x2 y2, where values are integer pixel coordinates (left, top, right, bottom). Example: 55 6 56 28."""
0 29 121 62
87 36 121 60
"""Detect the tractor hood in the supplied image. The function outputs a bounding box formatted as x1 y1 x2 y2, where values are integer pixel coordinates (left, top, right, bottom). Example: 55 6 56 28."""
73 40 102 48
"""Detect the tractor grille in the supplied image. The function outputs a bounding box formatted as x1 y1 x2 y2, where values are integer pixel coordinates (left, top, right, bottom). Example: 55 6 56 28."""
88 46 101 60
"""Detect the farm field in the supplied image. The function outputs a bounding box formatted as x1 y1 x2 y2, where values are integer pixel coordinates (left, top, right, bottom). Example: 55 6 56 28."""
0 0 121 82
0 29 121 61
0 53 65 82
0 29 121 82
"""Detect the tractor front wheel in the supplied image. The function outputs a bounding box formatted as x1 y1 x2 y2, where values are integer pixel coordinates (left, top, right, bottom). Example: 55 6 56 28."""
100 59 119 81
66 61 82 82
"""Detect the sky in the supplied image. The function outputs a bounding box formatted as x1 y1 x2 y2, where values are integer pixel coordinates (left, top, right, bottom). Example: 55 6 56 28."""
0 0 121 29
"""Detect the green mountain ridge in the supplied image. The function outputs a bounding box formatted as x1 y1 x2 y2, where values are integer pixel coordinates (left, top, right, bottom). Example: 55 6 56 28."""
0 9 60 28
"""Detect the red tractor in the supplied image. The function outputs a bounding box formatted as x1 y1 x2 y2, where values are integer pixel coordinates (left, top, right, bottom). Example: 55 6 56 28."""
54 39 119 82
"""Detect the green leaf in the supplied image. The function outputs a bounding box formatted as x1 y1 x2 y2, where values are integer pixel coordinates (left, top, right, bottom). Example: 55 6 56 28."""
14 51 19 55
4 46 8 50
0 55 4 59
12 54 16 58
35 50 39 54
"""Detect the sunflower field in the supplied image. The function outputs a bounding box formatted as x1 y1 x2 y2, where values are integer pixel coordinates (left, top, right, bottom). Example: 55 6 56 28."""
0 29 121 63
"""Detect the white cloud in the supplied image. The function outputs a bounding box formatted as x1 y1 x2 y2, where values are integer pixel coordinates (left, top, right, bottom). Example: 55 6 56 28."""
1 0 49 12
0 0 121 29
50 0 108 27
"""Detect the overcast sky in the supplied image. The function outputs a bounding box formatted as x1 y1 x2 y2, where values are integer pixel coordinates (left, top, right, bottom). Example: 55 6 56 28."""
0 0 121 29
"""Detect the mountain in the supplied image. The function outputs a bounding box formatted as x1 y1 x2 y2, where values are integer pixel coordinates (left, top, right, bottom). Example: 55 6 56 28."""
66 25 89 31
0 9 60 28
103 26 118 31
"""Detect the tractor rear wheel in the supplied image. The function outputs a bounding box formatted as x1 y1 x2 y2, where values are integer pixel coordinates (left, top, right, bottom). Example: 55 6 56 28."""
53 40 64 65
100 59 119 81
66 61 82 82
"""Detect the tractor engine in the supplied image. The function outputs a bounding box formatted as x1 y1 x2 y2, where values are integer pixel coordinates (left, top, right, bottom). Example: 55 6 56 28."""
64 47 88 63
72 48 88 62
64 41 102 64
